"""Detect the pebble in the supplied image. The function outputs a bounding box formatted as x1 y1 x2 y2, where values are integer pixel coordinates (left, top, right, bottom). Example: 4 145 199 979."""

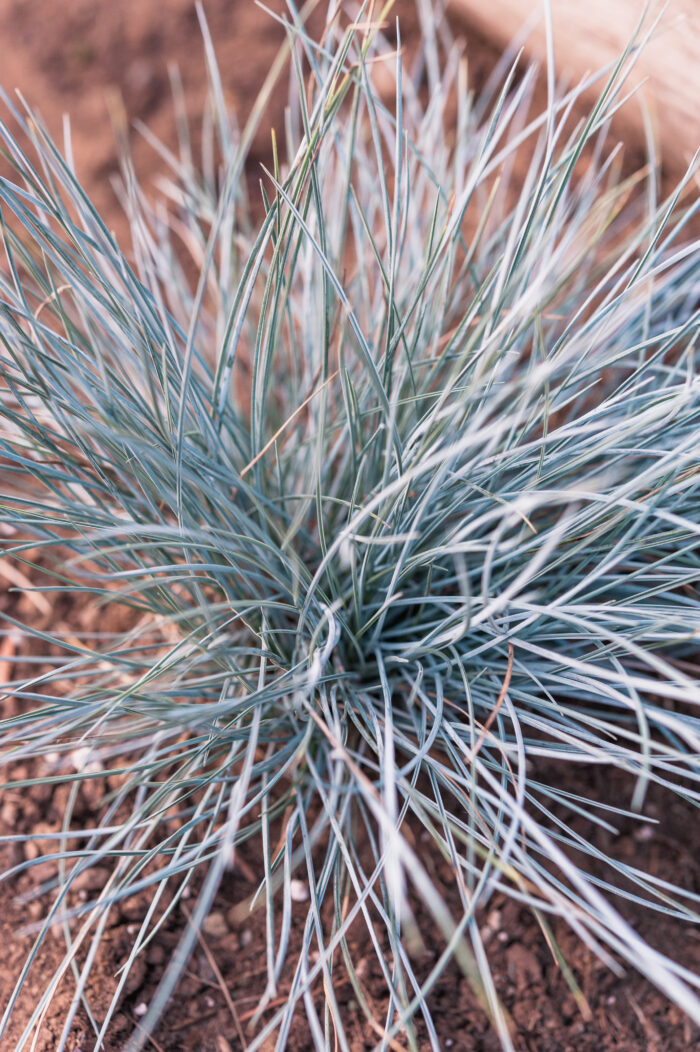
239 928 253 948
482 908 502 944
124 954 147 995
178 976 199 998
202 911 228 938
146 943 166 965
0 802 17 825
72 866 110 893
505 943 542 989
70 747 102 774
634 824 655 842
197 953 215 981
133 1002 148 1017
119 896 147 921
290 879 309 902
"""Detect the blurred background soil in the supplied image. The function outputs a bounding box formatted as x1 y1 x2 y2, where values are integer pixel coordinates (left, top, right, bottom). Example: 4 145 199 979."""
0 2 698 1050
0 0 502 239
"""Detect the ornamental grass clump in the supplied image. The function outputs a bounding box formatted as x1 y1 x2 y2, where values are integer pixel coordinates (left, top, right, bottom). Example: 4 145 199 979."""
0 3 699 1049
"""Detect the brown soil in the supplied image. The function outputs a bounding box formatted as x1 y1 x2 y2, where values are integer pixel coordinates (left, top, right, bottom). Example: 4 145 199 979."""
1 615 698 1052
2 733 700 1052
0 0 503 242
0 2 698 1051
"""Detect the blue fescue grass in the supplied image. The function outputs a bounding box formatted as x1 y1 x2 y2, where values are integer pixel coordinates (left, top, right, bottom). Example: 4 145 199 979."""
0 2 699 1049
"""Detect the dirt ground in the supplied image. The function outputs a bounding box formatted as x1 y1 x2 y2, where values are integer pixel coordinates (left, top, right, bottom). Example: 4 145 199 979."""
1 572 698 1051
0 1 698 1050
0 0 503 240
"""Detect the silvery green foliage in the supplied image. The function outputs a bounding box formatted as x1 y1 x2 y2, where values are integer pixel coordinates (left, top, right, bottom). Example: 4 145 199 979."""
0 4 699 1049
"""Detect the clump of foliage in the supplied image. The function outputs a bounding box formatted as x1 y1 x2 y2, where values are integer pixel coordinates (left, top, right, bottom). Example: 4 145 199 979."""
0 3 699 1049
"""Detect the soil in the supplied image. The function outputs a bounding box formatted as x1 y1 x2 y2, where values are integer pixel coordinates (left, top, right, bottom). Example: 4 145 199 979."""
1 603 699 1052
0 0 504 242
0 1 698 1050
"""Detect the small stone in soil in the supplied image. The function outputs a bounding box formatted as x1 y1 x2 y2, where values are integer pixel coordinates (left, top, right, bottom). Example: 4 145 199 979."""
203 911 228 938
634 824 655 842
0 802 17 824
134 1002 148 1017
71 866 110 893
290 879 309 902
238 928 253 947
505 943 541 989
198 952 215 981
119 894 148 921
124 954 147 995
146 943 166 965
